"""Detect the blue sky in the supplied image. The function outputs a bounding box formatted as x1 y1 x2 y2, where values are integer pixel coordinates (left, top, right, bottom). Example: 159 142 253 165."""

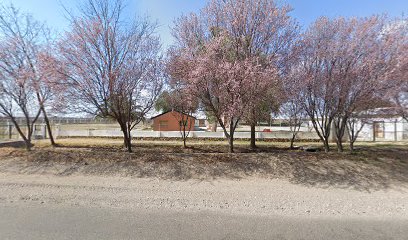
1 0 407 48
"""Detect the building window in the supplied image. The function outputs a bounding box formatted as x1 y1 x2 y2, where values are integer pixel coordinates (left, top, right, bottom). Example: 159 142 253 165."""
199 119 205 127
159 121 168 128
374 121 384 138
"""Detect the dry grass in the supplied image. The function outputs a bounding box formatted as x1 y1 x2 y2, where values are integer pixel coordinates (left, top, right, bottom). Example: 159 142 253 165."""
1 138 408 192
35 138 320 151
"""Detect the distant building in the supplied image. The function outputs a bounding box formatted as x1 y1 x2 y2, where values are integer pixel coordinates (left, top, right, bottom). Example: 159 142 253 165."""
353 108 408 142
151 111 196 131
194 111 210 130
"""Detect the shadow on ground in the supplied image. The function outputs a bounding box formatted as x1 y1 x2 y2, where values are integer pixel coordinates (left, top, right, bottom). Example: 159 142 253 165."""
0 141 26 148
0 143 407 192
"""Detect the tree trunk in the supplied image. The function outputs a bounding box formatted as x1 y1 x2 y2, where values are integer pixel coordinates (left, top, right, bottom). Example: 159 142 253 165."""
123 135 128 149
336 137 344 152
41 107 56 146
290 134 296 149
23 133 32 151
308 115 334 154
182 125 187 148
21 135 32 151
228 122 235 153
349 141 355 153
182 121 188 148
123 133 132 153
22 136 33 151
337 140 344 153
334 116 348 153
212 121 217 132
122 128 128 149
229 136 234 153
10 117 32 151
323 138 330 153
347 119 366 153
126 128 132 153
250 122 256 149
119 122 132 152
335 134 344 152
126 137 132 153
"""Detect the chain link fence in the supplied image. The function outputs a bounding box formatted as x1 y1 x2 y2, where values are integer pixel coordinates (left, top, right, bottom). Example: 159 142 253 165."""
1 118 407 142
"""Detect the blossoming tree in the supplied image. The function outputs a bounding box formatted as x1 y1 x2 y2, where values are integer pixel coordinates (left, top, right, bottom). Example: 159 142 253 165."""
58 0 163 152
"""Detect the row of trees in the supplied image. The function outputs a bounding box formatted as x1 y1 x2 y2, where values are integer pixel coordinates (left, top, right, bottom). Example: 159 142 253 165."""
294 16 406 152
167 0 407 153
0 6 57 150
0 0 407 153
0 0 164 152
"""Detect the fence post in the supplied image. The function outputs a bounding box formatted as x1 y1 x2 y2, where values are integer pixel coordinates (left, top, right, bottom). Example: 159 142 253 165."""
8 123 12 139
42 124 47 139
55 125 60 138
373 122 376 142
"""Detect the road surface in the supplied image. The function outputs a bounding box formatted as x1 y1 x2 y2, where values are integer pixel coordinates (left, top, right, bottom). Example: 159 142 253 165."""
0 173 407 239
1 204 407 240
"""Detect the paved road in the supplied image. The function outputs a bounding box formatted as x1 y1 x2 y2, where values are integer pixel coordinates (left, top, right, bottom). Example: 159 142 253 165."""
0 205 407 240
0 173 407 239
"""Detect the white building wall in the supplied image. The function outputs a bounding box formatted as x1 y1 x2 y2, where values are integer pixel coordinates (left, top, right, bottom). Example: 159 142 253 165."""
56 130 321 140
50 117 408 142
356 117 407 142
404 121 408 140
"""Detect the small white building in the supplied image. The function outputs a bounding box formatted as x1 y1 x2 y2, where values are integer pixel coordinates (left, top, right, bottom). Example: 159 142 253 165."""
355 108 408 142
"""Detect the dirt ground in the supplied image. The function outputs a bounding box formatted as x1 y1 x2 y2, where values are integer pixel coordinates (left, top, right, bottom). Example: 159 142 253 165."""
0 138 407 192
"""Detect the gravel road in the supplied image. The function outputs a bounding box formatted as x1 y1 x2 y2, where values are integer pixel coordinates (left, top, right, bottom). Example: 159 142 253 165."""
0 173 407 218
0 172 407 239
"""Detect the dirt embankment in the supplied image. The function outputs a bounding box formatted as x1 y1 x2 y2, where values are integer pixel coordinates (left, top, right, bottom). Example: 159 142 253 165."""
0 142 408 219
1 143 408 192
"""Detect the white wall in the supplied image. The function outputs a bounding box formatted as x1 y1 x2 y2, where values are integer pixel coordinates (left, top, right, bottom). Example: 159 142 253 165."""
357 117 407 141
51 118 408 142
56 129 320 140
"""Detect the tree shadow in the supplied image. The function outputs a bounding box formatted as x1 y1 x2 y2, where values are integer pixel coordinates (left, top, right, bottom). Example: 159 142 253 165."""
284 151 407 191
0 144 407 192
0 141 26 148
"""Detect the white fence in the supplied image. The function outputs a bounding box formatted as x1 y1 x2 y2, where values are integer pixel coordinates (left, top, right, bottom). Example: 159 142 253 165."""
56 128 320 140
2 124 320 141
3 123 407 142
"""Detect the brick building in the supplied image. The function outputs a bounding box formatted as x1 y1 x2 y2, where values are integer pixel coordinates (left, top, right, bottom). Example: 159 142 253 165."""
151 111 196 131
